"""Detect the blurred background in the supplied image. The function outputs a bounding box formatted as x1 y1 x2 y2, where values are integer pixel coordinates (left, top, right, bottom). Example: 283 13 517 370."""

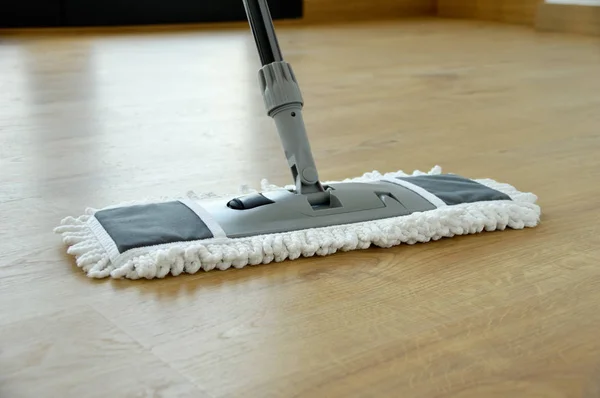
2 0 599 35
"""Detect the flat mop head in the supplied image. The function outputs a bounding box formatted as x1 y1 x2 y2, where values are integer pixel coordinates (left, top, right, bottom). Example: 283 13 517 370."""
54 1 541 279
54 166 540 279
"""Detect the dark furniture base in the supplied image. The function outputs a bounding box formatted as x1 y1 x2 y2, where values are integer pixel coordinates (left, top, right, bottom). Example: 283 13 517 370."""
1 0 302 28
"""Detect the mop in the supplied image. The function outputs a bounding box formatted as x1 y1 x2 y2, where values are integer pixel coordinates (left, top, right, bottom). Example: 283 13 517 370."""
54 0 541 279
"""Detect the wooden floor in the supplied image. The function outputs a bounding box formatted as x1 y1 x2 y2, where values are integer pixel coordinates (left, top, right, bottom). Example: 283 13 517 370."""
1 18 599 398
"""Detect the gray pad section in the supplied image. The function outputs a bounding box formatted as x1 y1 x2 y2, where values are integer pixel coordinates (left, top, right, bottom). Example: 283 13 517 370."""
94 201 213 254
396 174 511 205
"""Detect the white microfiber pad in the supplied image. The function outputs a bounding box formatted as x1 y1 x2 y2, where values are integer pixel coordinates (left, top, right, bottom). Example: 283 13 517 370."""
54 166 541 280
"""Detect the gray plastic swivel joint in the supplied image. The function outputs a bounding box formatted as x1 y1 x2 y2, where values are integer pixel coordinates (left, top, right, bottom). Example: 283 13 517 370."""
258 61 327 202
259 61 302 115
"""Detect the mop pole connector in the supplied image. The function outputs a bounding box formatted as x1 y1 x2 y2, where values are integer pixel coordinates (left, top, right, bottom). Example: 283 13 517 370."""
243 0 327 204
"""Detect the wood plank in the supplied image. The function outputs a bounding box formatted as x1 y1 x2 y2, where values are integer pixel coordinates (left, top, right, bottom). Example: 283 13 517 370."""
1 19 600 397
0 307 210 397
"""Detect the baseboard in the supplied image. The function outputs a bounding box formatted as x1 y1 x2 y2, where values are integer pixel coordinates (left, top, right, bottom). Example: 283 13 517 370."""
436 0 541 25
303 0 436 23
535 1 600 35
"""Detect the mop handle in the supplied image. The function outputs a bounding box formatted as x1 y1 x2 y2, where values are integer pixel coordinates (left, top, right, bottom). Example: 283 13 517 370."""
241 0 327 202
242 0 284 66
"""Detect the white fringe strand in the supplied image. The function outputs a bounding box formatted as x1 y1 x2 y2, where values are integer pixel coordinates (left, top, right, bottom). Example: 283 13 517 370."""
54 166 541 280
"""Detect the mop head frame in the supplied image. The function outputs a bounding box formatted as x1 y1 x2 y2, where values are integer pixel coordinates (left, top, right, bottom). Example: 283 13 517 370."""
54 166 541 280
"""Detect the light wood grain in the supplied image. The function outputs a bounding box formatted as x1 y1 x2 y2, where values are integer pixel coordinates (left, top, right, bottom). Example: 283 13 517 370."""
0 306 209 397
1 18 600 398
